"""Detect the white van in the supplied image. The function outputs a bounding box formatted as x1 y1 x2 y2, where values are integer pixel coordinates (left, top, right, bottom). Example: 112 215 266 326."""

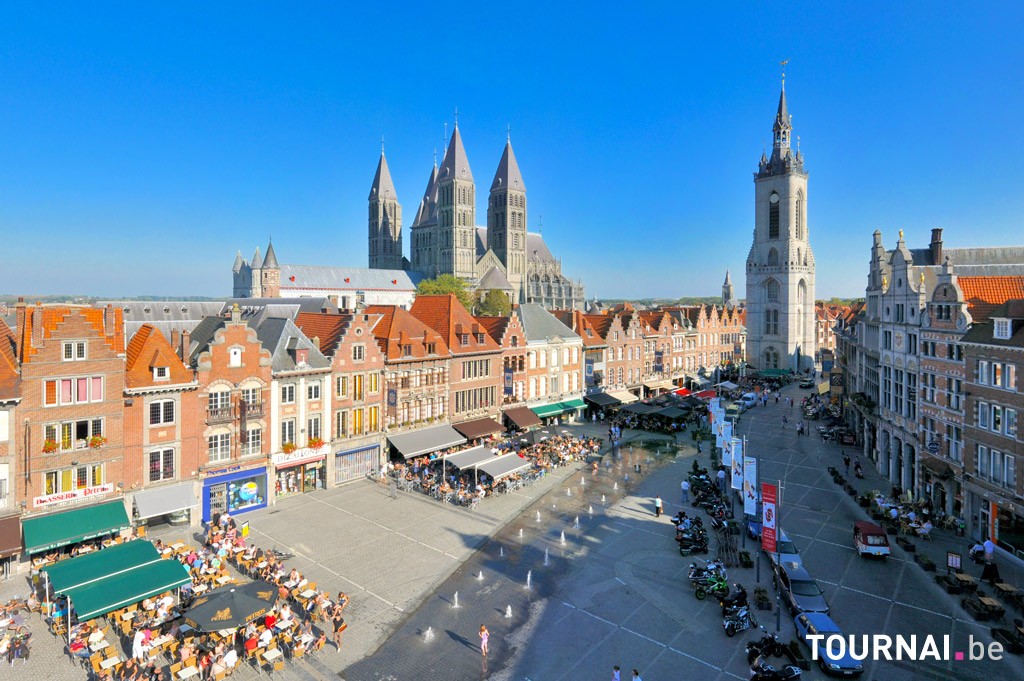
739 393 758 410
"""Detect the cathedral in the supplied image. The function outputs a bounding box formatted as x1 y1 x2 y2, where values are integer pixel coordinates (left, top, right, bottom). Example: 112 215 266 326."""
369 123 585 310
745 78 817 371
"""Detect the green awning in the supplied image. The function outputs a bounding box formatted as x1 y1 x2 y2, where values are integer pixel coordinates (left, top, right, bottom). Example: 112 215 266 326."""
44 540 161 594
67 559 191 621
22 500 131 555
757 369 791 378
531 403 566 418
560 398 586 410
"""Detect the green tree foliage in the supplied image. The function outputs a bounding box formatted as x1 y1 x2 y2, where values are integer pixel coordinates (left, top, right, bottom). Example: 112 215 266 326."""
416 274 474 310
476 288 512 317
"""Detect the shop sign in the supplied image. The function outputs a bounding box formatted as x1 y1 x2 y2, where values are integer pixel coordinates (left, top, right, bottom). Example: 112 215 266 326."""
272 448 324 467
205 464 243 477
34 483 115 508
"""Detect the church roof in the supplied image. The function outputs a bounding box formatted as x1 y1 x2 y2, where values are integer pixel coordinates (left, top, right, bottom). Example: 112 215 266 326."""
527 233 557 263
438 124 473 183
774 84 790 133
233 251 244 273
369 151 398 201
251 246 263 270
724 270 732 286
277 264 423 292
479 266 513 290
412 164 439 228
262 241 279 268
490 140 526 192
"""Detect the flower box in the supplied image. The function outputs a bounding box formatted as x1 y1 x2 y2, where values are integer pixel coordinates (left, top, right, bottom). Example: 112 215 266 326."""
282 442 297 454
88 436 108 450
307 437 325 451
42 439 60 454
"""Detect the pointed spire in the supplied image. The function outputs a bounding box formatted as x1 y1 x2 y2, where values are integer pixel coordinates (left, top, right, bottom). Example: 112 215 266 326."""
490 139 526 192
233 250 244 273
263 240 279 269
724 270 732 286
773 83 791 139
439 122 473 182
412 161 440 227
368 150 397 201
251 246 263 270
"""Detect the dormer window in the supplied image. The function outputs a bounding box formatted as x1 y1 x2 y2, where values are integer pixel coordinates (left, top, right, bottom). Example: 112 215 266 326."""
425 343 436 355
460 334 469 346
152 366 170 381
229 347 243 368
475 333 485 344
994 318 1011 340
402 344 413 357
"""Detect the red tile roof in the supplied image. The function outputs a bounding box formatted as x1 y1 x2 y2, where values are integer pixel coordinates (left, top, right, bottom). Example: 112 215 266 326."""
125 324 193 389
0 323 19 401
958 276 1024 322
18 304 124 362
364 305 450 360
295 312 350 356
410 294 501 355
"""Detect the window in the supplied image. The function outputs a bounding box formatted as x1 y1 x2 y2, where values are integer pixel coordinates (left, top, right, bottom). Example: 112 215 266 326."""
768 192 780 239
229 347 242 368
368 373 379 393
243 427 262 456
992 405 1003 433
281 419 296 446
978 360 989 384
335 410 348 438
978 401 990 429
44 376 104 407
765 279 780 302
764 309 779 335
208 434 231 462
353 345 365 361
209 390 230 410
795 191 804 240
353 375 364 401
44 419 103 452
336 375 348 398
148 449 175 482
976 445 989 478
62 341 87 361
307 415 321 441
460 334 469 346
241 386 260 407
1006 408 1018 438
308 382 321 400
368 406 379 432
883 331 892 350
153 366 169 381
149 399 175 426
994 319 1011 340
43 464 104 495
281 384 296 404
352 408 364 435
882 367 892 411
402 344 412 357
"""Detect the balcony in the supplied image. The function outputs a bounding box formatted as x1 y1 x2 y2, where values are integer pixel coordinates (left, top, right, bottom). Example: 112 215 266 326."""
207 405 234 424
241 400 264 418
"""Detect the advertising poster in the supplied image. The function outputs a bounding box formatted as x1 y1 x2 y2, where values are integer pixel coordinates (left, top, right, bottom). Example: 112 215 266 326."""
761 482 778 553
743 456 758 516
731 438 744 490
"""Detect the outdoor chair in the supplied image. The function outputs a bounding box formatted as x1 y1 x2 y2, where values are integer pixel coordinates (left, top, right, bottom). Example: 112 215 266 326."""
271 660 285 676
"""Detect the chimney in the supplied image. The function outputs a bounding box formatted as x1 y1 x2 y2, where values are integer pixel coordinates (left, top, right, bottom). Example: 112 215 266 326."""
930 228 943 265
32 302 42 349
170 329 180 351
104 303 115 337
311 336 321 351
180 330 191 363
14 298 26 359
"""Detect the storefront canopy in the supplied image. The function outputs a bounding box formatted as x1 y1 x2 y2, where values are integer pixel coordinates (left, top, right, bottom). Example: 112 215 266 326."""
655 407 689 419
584 392 620 407
0 514 20 559
69 559 191 622
717 381 740 391
387 425 466 460
673 388 692 397
503 406 542 430
620 403 659 415
134 483 198 521
531 402 566 418
22 500 131 555
452 417 503 440
478 454 533 480
45 540 161 594
817 382 830 395
444 446 494 470
561 398 586 411
608 390 639 404
757 369 791 378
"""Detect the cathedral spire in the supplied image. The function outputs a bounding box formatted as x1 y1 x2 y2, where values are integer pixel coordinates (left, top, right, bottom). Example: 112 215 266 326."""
439 121 473 182
368 149 397 201
262 240 279 269
232 250 244 273
490 139 526 192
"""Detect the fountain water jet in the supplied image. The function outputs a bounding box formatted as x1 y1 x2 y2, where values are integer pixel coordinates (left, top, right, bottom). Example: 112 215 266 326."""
452 592 459 608
526 570 533 589
424 627 435 642
505 605 513 618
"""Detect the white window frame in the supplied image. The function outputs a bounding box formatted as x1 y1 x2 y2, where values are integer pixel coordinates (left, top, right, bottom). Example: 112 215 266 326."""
149 399 175 426
148 448 175 482
281 384 296 404
281 419 296 446
62 341 87 361
208 433 231 462
152 366 170 381
308 382 321 401
243 427 262 457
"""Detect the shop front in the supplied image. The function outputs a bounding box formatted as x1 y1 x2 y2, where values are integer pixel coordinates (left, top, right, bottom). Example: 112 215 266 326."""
201 465 268 522
272 448 327 498
334 444 381 485
0 514 21 576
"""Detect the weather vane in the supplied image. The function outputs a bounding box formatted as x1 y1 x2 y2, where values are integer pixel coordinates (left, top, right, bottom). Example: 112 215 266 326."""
780 59 789 85
506 124 511 142
454 106 459 127
381 136 385 153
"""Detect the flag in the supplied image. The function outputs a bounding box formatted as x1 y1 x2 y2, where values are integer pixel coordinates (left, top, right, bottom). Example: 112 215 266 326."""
761 483 778 553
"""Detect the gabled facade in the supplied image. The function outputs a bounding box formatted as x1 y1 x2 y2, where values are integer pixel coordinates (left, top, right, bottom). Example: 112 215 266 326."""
515 304 583 409
475 314 528 405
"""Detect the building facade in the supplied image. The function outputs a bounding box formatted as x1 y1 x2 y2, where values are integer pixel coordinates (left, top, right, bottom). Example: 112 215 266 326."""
745 81 816 371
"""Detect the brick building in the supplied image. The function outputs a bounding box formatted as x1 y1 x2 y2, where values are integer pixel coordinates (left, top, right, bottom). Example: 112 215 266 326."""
514 304 584 423
0 323 20 565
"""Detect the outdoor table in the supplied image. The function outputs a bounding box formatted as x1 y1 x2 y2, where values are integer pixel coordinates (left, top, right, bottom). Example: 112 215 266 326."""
215 575 232 585
955 573 976 584
177 665 200 679
262 648 283 662
90 640 110 652
100 656 123 670
255 561 268 569
995 583 1017 596
299 589 317 599
283 580 297 588
979 596 1002 608
0 618 12 629
232 546 246 553
169 542 185 550
274 620 295 631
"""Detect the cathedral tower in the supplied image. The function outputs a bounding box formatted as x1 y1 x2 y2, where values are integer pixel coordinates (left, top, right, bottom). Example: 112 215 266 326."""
722 270 735 308
436 123 476 279
260 240 281 298
410 161 439 277
487 137 527 300
745 77 816 371
368 149 403 270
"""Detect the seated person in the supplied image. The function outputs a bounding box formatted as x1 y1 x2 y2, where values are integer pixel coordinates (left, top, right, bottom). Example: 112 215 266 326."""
258 627 273 648
279 603 294 622
210 655 227 678
264 611 277 629
223 647 239 669
917 520 933 536
906 510 917 522
243 635 259 655
889 507 900 520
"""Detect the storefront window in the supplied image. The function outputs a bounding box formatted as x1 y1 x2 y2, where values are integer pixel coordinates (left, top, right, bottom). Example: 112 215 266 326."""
209 474 266 516
275 461 325 497
996 505 1024 554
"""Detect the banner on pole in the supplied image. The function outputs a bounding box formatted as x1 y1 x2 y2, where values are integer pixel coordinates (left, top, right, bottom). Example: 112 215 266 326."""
721 437 732 468
718 420 732 452
709 397 720 414
761 482 778 554
731 438 743 490
743 456 758 516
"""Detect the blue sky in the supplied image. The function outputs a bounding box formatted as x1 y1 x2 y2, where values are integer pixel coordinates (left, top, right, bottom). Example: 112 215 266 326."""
1 4 1022 299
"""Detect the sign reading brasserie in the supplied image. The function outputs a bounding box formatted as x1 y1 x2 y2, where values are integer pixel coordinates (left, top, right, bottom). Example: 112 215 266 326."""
34 483 115 508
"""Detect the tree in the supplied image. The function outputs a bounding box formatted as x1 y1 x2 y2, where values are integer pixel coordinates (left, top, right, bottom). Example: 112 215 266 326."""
476 288 512 317
416 274 474 311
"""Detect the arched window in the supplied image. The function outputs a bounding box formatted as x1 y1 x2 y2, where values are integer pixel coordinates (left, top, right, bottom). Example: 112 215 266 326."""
768 192 780 239
764 347 780 369
764 309 779 335
795 190 804 240
767 248 779 266
797 248 802 265
765 279 780 302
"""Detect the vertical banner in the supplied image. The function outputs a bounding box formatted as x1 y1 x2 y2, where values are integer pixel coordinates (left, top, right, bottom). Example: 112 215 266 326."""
761 482 778 553
709 397 720 414
719 421 732 453
721 437 733 469
743 456 758 516
730 438 744 490
504 367 514 396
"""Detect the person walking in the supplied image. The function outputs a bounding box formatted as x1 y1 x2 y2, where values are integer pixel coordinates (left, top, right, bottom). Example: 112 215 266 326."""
632 669 643 681
843 455 851 475
612 665 621 681
330 605 346 652
681 479 690 503
984 537 996 562
479 625 489 657
654 495 663 517
717 467 727 494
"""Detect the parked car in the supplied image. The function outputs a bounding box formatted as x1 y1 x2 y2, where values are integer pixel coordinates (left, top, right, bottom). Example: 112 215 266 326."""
799 378 815 389
853 521 890 558
794 612 865 676
764 530 803 567
739 392 758 410
725 404 742 425
772 561 829 615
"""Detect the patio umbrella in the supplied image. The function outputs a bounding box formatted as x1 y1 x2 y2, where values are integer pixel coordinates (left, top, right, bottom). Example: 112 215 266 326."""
181 580 278 630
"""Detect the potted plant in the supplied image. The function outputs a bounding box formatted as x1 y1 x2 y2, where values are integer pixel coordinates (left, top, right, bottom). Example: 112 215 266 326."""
307 437 325 451
916 553 936 571
42 439 59 454
88 435 108 450
282 442 297 454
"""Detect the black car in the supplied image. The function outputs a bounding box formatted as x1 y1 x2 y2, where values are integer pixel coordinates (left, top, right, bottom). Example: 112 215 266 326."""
772 561 829 615
799 378 814 389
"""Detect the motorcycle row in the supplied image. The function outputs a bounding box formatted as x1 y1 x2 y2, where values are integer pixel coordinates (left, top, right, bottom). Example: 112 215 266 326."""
674 465 803 680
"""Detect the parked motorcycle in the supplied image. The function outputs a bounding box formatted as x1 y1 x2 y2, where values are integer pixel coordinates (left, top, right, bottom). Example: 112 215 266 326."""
746 627 785 663
678 537 709 556
718 584 747 613
687 559 727 582
749 655 802 680
695 574 730 600
723 604 757 636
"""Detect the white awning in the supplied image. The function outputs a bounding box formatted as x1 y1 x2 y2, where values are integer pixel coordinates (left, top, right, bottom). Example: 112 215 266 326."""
478 454 533 480
443 446 494 470
608 390 639 404
387 425 467 459
133 483 198 520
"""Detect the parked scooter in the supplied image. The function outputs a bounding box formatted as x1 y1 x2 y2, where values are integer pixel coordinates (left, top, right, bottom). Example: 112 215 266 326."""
745 627 784 663
749 655 802 680
723 604 757 636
